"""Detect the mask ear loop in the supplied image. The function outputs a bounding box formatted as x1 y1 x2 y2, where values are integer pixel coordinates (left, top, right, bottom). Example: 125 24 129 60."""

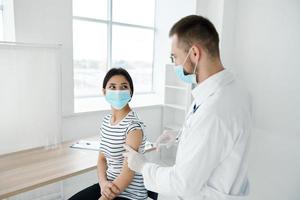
193 59 199 74
181 48 193 66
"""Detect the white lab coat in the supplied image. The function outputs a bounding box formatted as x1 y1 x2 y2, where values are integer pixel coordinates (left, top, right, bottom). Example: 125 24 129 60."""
142 69 252 200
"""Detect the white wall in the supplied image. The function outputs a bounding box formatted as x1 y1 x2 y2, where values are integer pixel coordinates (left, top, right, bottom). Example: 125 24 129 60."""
14 0 74 116
196 0 224 37
0 44 61 154
219 0 300 199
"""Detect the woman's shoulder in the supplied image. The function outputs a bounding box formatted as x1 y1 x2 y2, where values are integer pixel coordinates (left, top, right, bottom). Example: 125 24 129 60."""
125 110 146 131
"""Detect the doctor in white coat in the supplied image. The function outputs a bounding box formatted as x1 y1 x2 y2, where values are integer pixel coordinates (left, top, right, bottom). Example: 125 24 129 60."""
124 15 252 200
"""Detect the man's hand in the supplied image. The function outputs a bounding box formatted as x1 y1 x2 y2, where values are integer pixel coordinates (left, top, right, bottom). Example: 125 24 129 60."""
99 181 120 200
123 144 147 173
155 130 178 151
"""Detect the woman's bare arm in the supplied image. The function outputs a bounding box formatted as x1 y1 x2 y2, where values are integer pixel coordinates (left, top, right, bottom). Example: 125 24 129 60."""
97 152 108 187
112 129 143 192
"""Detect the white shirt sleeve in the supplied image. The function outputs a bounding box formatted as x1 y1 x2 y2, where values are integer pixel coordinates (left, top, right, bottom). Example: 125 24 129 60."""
142 114 229 197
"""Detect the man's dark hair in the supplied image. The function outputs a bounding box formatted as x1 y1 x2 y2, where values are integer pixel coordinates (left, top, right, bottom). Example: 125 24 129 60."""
102 67 134 97
169 15 220 57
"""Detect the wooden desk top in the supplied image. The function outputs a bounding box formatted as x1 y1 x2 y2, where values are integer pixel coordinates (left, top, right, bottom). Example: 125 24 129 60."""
0 138 99 199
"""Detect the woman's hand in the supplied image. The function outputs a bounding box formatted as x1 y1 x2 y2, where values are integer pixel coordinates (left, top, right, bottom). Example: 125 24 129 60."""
99 196 108 200
100 181 120 199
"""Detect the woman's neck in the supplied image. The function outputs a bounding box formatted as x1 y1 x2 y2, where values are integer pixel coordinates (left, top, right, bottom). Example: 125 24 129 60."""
110 105 131 125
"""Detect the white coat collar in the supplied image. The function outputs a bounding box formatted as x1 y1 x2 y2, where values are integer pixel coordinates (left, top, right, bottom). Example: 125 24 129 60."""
192 69 235 106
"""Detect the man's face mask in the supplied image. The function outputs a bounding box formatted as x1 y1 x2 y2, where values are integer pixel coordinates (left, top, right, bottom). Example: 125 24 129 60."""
174 48 198 84
105 90 131 110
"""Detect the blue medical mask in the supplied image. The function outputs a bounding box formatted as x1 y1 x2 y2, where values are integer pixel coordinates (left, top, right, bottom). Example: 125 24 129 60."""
174 49 198 84
105 90 131 110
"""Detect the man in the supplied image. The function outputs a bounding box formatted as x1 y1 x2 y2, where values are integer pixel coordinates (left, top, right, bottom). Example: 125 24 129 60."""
124 15 252 200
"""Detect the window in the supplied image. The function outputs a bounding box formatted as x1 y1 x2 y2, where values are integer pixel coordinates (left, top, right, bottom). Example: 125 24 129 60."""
73 0 156 98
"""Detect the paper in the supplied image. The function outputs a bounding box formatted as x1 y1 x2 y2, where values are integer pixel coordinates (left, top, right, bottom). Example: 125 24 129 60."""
70 140 101 151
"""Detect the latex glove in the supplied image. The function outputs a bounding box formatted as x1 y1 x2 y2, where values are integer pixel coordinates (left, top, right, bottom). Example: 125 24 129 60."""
155 129 178 150
123 144 147 173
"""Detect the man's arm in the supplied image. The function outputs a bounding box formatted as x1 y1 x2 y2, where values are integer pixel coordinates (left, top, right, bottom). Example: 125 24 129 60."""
142 114 227 197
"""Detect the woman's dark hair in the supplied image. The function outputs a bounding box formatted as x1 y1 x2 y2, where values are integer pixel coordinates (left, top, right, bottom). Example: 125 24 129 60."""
102 67 134 97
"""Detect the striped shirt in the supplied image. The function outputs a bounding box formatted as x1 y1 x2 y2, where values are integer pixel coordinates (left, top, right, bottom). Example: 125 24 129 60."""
99 110 148 200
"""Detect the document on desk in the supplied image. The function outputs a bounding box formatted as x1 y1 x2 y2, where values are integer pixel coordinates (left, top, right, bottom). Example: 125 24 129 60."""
70 140 101 151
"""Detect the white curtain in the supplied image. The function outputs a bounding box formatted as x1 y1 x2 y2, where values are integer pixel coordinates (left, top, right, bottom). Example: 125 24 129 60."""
0 42 61 154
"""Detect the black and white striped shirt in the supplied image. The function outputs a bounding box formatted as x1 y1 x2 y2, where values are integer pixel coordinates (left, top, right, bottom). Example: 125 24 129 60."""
99 110 148 200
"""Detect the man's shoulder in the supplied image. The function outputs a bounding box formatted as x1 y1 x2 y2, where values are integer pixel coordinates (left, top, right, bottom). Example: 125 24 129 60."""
198 82 251 125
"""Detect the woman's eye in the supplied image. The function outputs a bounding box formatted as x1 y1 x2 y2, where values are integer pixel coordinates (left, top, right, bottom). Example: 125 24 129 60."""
122 85 128 89
109 86 115 89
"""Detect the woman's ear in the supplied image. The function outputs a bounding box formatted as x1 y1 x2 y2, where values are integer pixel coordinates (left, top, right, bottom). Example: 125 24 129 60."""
102 88 106 96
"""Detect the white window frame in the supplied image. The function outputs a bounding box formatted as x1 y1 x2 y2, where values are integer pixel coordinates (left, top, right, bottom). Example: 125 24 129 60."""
72 0 160 113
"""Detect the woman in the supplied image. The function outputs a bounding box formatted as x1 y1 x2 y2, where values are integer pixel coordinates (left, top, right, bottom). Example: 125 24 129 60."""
69 68 148 200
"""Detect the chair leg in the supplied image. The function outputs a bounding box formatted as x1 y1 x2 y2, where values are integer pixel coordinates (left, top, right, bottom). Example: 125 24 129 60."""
147 190 158 200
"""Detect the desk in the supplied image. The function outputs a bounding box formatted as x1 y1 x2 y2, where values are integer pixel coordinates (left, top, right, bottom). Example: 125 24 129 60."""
0 138 99 199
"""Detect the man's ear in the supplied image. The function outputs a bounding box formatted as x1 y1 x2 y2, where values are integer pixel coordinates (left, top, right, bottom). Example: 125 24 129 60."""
190 45 201 63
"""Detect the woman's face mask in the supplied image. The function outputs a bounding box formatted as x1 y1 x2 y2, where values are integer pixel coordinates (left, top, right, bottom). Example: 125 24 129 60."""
105 89 131 110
